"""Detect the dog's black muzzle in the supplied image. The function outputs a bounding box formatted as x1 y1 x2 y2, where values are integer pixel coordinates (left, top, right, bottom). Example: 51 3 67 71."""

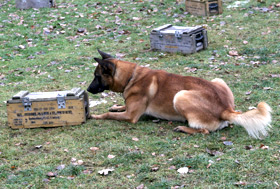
87 78 108 94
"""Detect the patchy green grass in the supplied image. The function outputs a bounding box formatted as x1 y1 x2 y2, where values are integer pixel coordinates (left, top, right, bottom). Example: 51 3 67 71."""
0 0 279 188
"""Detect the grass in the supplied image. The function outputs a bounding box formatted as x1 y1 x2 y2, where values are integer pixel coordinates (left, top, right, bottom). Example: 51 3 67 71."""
0 0 280 188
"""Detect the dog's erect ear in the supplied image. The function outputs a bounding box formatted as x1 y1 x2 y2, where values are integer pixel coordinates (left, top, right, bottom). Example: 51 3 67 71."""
97 49 114 59
94 57 102 64
94 58 116 76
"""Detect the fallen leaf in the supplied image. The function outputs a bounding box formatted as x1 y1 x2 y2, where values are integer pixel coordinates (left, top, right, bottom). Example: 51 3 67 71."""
108 154 115 159
126 174 134 179
223 141 233 146
116 53 126 58
83 170 92 174
234 181 247 186
90 147 99 152
18 45 25 49
95 25 103 29
206 163 212 168
136 184 145 189
132 137 139 141
71 158 77 162
77 28 86 33
184 67 197 73
229 50 239 56
150 165 159 172
0 74 5 80
245 145 253 150
67 176 75 180
79 81 87 85
177 167 189 174
245 91 252 95
42 178 50 183
56 165 66 170
168 166 176 170
47 172 57 177
243 40 248 44
263 87 273 90
89 99 107 107
43 28 51 35
270 74 280 78
77 160 84 165
115 7 123 13
132 17 141 21
260 144 269 149
98 168 114 175
220 21 226 26
206 148 224 156
35 145 43 149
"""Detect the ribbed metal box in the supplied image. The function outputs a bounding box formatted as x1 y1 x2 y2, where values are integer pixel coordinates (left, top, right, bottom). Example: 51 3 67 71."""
185 0 223 16
150 24 208 54
15 0 55 9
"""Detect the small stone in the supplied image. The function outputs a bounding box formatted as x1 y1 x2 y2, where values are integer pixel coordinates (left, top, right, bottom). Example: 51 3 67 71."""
47 172 56 177
56 165 65 170
77 28 85 33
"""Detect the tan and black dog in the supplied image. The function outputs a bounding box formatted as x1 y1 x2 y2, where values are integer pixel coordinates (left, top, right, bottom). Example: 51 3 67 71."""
87 50 272 139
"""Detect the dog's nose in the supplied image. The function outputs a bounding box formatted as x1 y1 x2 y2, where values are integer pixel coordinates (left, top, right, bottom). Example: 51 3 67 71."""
87 87 91 92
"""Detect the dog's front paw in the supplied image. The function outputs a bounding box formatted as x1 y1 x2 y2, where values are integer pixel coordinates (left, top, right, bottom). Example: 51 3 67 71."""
109 104 126 112
90 114 103 119
198 128 210 134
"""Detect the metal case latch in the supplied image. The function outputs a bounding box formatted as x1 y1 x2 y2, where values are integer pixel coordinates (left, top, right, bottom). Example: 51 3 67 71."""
175 31 182 39
209 3 219 13
157 30 163 38
22 97 32 111
57 94 66 109
195 32 204 48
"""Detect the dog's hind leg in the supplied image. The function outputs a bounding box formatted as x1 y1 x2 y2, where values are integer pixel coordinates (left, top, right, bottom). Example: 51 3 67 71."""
174 126 209 134
173 90 223 134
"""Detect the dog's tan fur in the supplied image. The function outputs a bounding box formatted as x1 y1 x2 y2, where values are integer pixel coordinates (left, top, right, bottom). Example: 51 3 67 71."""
89 51 272 139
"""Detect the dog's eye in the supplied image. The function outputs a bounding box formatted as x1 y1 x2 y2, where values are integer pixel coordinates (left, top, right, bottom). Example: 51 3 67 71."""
95 75 102 81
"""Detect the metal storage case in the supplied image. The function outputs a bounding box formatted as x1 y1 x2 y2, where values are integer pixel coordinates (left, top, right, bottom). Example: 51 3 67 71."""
185 0 223 16
15 0 55 9
7 88 89 129
150 24 208 54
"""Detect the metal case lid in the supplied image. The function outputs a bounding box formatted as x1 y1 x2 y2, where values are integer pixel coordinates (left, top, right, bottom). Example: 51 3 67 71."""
151 24 204 35
8 88 84 103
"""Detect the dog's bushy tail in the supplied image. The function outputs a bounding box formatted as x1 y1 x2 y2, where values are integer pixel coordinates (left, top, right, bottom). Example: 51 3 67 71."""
223 102 272 139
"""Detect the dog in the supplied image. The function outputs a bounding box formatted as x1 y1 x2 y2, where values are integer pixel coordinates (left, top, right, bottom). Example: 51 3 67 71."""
87 50 272 139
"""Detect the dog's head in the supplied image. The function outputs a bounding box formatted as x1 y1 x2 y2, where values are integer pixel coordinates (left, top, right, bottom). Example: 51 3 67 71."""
87 50 116 94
